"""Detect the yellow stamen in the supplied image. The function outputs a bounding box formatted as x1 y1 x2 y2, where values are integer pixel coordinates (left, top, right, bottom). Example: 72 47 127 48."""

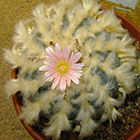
57 61 69 74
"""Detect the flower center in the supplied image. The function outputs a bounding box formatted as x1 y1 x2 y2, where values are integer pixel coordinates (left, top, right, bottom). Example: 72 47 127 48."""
57 61 69 74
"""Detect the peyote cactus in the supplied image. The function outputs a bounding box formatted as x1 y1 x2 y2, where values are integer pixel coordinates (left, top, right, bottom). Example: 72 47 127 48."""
4 0 140 139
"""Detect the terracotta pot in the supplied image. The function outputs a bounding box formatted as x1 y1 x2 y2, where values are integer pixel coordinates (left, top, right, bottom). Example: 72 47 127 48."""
12 11 140 140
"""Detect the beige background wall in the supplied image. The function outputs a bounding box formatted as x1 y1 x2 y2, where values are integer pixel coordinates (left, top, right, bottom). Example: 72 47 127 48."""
0 0 140 139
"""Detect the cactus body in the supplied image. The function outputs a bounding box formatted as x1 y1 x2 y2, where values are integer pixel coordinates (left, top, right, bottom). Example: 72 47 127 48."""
4 0 140 139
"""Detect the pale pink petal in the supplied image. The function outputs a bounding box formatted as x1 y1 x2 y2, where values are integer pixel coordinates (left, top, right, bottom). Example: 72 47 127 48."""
44 70 58 77
68 70 82 78
69 52 82 64
43 60 49 65
59 76 66 92
45 52 58 62
46 47 58 62
70 75 80 85
70 62 84 70
44 76 54 82
65 72 80 85
48 72 59 79
65 73 71 87
55 43 62 60
75 69 83 74
69 52 74 61
43 60 53 65
73 69 83 74
44 72 59 82
62 45 69 61
52 74 61 90
39 65 49 71
39 65 53 71
46 47 55 55
43 61 56 68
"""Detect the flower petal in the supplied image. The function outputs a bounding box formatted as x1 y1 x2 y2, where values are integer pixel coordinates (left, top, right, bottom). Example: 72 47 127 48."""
46 47 55 55
55 43 62 60
44 76 54 82
70 62 84 70
44 70 58 77
62 45 69 61
45 52 58 62
39 65 49 71
70 75 80 85
46 47 58 62
44 72 59 82
65 73 71 87
43 61 56 69
69 52 82 63
68 70 82 78
59 75 66 92
52 74 61 90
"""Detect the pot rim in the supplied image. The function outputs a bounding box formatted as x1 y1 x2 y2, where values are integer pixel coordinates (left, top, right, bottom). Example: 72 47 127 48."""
11 10 140 140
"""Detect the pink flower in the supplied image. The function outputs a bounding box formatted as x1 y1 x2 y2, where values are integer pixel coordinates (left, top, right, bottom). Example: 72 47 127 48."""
39 43 84 92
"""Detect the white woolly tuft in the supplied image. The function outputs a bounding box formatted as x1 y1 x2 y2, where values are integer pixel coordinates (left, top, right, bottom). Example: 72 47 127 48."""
92 33 107 52
74 124 81 132
3 49 24 68
82 68 92 84
53 99 74 115
74 26 93 44
39 90 58 113
82 40 93 56
20 79 45 98
95 84 108 106
100 95 122 124
79 118 98 138
104 33 120 51
76 101 95 121
69 82 86 95
100 52 116 77
114 63 135 93
99 112 108 123
66 89 78 100
74 3 86 22
32 3 48 32
89 75 101 93
98 10 121 30
32 3 53 43
82 0 101 16
72 92 94 105
90 21 103 34
43 111 71 140
12 19 33 44
117 44 136 67
3 49 44 74
90 54 103 68
4 79 21 98
118 87 127 101
106 95 122 108
5 77 45 99
19 101 41 125
114 34 134 52
109 107 122 124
